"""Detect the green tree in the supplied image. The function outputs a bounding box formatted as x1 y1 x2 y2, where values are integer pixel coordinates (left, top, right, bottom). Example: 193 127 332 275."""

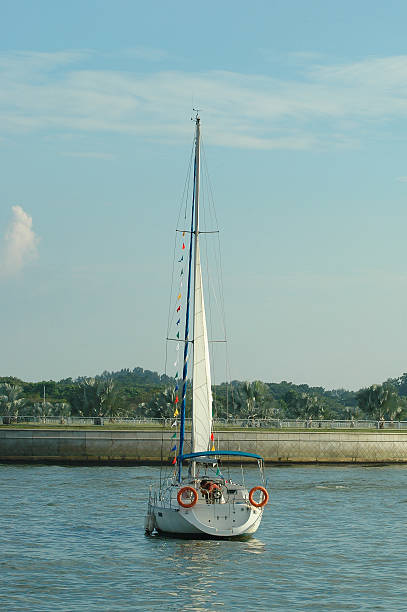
282 389 327 420
357 383 399 420
98 379 122 419
0 383 27 418
74 377 122 418
145 387 176 419
32 399 55 420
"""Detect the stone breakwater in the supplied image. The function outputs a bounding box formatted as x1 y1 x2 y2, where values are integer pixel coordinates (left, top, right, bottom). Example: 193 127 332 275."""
2 429 407 463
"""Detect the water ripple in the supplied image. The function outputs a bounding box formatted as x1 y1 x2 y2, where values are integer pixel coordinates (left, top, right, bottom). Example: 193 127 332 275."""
1 464 407 610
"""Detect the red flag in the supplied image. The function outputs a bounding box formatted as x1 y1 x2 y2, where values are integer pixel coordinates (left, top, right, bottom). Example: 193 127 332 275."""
211 432 214 441
177 306 181 312
171 457 177 465
182 243 185 250
175 396 179 403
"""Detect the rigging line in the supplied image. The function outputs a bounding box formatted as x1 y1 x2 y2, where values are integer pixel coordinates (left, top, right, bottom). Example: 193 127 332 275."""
206 212 226 339
167 232 188 339
176 230 219 234
176 138 195 230
168 337 224 343
226 352 234 419
182 139 195 224
159 416 165 489
198 168 215 411
201 137 230 423
210 206 227 345
215 229 228 346
164 142 194 375
203 206 218 421
202 197 229 424
201 142 228 343
211 216 233 419
201 137 220 231
206 186 222 426
178 124 198 480
164 231 178 377
169 275 184 333
204 264 226 342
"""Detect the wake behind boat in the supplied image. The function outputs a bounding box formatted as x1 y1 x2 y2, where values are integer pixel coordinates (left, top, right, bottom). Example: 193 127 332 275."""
144 114 269 538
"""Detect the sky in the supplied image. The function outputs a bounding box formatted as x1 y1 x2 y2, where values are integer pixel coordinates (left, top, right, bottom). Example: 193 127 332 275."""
1 0 407 390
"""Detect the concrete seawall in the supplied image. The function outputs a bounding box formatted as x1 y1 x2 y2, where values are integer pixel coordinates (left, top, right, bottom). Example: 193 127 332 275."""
2 429 407 463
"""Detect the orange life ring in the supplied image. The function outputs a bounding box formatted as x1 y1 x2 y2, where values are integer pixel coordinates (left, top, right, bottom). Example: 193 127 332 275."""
177 486 198 508
249 486 269 508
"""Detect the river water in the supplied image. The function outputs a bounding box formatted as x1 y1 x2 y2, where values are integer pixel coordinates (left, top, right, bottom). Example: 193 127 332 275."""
1 463 406 611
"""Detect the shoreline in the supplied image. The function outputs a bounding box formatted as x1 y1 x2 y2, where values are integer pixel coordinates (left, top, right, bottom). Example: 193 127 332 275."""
2 428 407 464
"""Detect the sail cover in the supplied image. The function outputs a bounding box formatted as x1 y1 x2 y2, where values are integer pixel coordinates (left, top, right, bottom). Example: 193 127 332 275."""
192 240 212 453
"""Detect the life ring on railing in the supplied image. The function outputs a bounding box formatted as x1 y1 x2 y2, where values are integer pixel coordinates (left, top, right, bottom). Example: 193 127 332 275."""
249 486 269 508
177 486 198 508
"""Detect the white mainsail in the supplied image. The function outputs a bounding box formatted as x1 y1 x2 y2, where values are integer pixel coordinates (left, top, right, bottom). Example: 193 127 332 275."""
191 116 212 454
192 238 213 453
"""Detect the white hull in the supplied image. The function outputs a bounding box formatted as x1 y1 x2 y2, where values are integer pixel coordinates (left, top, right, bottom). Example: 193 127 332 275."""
151 504 262 538
146 480 264 538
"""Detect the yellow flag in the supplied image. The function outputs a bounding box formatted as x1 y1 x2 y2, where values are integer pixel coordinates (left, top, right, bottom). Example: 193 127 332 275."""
177 293 181 300
211 445 215 451
174 408 179 417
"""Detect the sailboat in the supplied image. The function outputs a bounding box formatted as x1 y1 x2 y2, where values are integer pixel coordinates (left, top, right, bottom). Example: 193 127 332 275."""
144 113 269 538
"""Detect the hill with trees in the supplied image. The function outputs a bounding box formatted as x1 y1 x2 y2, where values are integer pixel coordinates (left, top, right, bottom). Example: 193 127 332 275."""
1 368 407 422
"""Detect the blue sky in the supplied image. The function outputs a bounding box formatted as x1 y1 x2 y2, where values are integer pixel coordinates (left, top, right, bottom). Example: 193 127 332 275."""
1 0 407 390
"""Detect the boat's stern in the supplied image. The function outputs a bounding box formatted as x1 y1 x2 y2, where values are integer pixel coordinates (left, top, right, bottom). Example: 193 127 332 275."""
180 499 263 537
148 477 268 538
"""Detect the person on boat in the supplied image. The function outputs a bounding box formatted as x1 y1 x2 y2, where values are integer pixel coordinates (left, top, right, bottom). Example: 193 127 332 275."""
200 479 212 502
200 479 222 503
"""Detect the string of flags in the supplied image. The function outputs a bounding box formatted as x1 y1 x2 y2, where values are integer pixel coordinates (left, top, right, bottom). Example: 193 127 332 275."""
211 431 215 452
170 231 186 466
169 229 217 470
171 421 177 465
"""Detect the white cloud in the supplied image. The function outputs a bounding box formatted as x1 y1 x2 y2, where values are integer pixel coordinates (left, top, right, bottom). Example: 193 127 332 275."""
122 46 169 62
1 51 407 150
0 50 90 80
0 206 39 277
60 151 114 160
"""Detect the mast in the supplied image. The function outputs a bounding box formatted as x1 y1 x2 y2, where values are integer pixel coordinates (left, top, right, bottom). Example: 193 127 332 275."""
190 114 201 479
191 115 213 455
178 113 200 480
178 112 213 480
193 115 201 250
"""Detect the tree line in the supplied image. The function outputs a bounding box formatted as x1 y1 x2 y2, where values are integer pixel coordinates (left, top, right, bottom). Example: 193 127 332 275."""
1 367 407 422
